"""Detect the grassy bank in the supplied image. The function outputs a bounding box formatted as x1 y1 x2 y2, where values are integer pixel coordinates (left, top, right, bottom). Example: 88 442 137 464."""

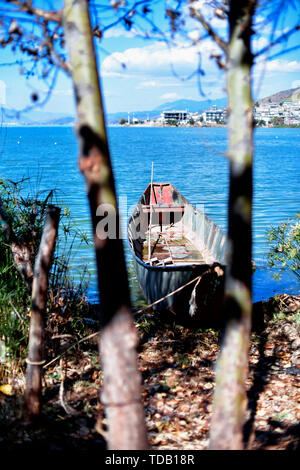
0 178 95 383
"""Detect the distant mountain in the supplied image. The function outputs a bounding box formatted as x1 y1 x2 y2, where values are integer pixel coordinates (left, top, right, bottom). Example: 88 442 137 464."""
258 87 300 105
44 116 75 125
1 107 74 126
154 98 227 113
18 110 74 123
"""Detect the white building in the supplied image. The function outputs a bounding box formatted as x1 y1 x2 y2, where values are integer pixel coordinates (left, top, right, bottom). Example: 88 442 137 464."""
254 100 300 125
202 105 227 123
160 110 188 123
189 112 202 122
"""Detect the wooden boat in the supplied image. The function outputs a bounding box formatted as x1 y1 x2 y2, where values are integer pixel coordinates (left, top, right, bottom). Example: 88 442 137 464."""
128 182 228 324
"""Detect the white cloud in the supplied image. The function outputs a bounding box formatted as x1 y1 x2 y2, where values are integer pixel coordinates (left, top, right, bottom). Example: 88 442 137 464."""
53 89 73 96
160 92 180 101
102 41 221 78
266 59 300 72
254 58 300 81
39 87 73 96
138 80 158 88
101 70 134 78
188 30 202 42
137 79 185 89
103 27 136 39
252 36 268 52
189 0 207 9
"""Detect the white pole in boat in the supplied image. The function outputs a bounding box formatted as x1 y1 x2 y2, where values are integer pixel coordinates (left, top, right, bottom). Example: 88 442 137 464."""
148 162 154 263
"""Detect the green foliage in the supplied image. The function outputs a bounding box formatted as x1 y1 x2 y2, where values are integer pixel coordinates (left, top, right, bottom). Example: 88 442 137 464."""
0 178 48 358
272 116 284 126
0 177 49 253
293 311 300 326
273 411 291 422
266 213 300 283
119 118 126 125
136 314 155 335
177 353 190 366
0 178 91 362
271 311 286 323
254 119 266 127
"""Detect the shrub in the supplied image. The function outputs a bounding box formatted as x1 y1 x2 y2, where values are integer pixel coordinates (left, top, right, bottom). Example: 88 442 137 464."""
0 178 91 362
266 213 300 283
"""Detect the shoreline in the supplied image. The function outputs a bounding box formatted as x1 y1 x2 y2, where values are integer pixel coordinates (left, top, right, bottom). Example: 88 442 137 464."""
3 123 300 128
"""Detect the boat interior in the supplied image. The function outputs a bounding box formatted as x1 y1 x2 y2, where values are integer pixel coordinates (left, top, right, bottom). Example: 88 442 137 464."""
128 183 227 267
142 221 205 266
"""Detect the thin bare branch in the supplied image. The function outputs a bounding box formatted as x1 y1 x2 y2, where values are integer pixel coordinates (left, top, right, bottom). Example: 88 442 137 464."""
5 0 62 23
254 23 300 57
266 44 300 61
189 5 228 55
39 19 70 74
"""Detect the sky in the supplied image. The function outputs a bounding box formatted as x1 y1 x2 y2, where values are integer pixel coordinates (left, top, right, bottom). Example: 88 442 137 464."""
0 0 300 116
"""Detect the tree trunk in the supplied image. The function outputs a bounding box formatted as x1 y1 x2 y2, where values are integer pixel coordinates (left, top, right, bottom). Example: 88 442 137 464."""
209 0 255 450
24 205 60 422
63 0 148 450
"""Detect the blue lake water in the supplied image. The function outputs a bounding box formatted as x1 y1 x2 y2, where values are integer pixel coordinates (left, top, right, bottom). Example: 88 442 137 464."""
0 126 299 303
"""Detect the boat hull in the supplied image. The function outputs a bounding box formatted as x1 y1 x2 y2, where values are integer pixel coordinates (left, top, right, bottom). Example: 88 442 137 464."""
132 256 225 324
128 183 228 324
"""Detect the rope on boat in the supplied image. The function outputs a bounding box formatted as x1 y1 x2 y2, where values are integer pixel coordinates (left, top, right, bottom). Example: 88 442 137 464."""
43 276 202 368
134 274 202 316
43 331 98 369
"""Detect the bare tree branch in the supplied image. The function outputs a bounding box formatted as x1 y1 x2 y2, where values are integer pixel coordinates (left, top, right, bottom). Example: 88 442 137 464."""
266 44 300 61
254 23 300 57
5 0 62 23
189 3 228 55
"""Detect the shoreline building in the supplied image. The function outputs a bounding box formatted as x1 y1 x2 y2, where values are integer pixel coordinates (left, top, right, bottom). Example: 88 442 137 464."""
254 100 300 125
160 110 188 123
202 105 227 123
